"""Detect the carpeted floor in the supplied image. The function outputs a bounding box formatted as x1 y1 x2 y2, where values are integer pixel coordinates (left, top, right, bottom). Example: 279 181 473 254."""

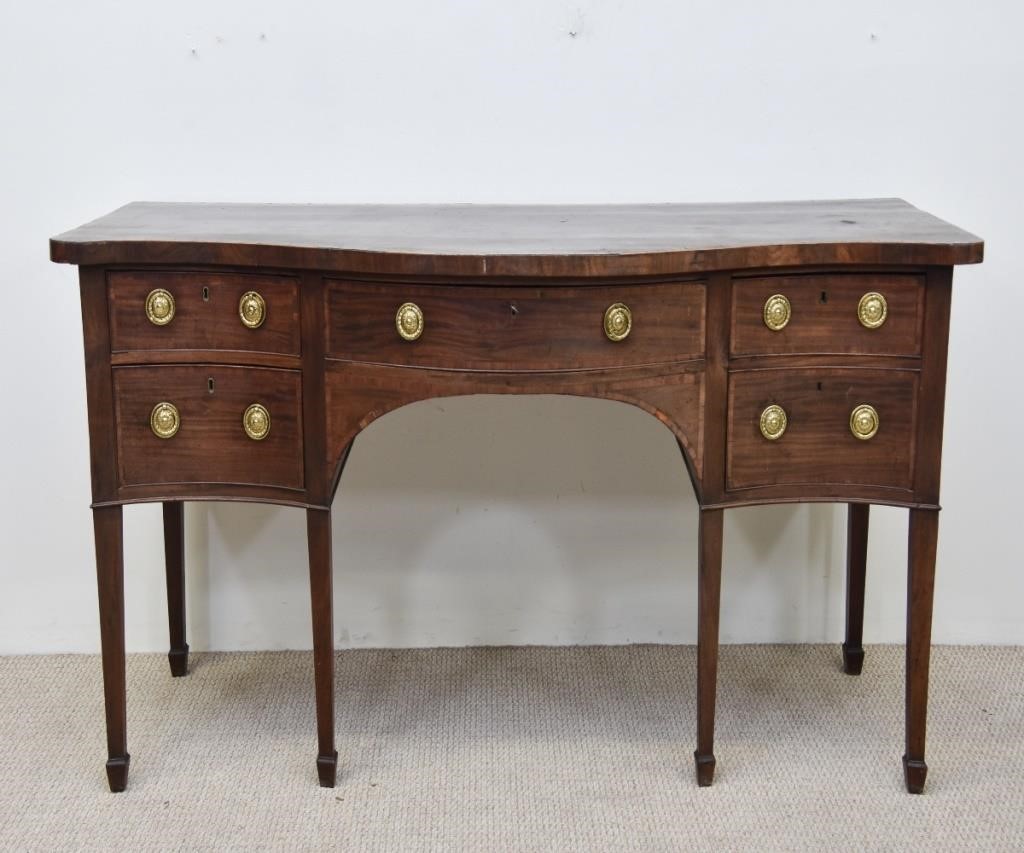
1 645 1022 851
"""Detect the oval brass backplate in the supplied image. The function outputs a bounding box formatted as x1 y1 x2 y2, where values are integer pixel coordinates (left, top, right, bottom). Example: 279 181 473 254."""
762 294 791 331
242 403 271 441
145 289 175 326
150 402 180 439
395 302 424 341
857 292 888 329
759 404 788 440
239 291 267 329
603 302 632 342
850 403 879 440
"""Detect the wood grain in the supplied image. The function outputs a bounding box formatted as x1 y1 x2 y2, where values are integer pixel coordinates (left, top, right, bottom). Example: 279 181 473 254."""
51 199 983 277
726 367 918 491
843 503 869 675
56 199 982 794
108 270 300 356
112 365 304 489
326 279 706 370
324 361 706 499
730 273 923 357
695 508 724 787
162 502 188 677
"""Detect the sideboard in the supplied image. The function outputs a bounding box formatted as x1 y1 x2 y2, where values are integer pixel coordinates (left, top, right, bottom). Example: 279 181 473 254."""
50 199 983 793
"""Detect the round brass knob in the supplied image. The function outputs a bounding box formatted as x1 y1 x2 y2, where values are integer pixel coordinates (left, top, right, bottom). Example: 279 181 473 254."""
763 294 791 331
857 292 888 329
759 404 788 441
850 404 879 440
603 302 632 342
243 403 271 441
239 291 267 329
150 402 180 439
396 302 424 341
145 289 175 326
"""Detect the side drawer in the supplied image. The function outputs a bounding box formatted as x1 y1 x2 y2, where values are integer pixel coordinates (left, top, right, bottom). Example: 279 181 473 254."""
726 368 918 491
325 279 706 370
113 365 304 489
731 273 923 357
108 271 301 355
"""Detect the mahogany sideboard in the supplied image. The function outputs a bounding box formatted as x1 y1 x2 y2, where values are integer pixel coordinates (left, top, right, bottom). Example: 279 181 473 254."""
50 199 983 794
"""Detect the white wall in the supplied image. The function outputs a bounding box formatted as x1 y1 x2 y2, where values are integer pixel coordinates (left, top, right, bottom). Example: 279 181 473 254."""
1 1 1019 653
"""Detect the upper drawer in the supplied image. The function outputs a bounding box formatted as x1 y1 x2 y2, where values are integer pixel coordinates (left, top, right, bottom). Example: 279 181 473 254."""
730 273 923 357
108 271 301 355
325 280 706 370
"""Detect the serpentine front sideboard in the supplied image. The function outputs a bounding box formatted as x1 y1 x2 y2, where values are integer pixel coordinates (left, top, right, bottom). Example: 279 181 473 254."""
50 200 983 794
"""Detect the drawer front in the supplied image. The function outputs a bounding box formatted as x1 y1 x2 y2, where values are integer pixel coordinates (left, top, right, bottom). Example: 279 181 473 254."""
325 280 706 370
731 274 923 357
727 368 918 491
113 365 304 489
108 271 301 355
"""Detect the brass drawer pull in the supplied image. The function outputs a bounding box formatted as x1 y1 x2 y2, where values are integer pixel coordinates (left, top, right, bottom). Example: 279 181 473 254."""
239 291 267 329
763 294 791 331
243 403 271 441
759 404 787 440
850 404 879 440
396 302 424 341
150 402 180 439
603 302 632 341
857 292 888 329
145 289 175 326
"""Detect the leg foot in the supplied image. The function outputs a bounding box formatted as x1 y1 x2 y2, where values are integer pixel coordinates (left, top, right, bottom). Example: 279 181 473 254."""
903 755 928 794
163 502 188 679
105 754 130 793
317 751 339 788
843 504 869 675
841 642 864 676
695 509 724 789
94 507 130 795
168 644 189 678
694 751 716 787
904 509 939 796
307 509 337 790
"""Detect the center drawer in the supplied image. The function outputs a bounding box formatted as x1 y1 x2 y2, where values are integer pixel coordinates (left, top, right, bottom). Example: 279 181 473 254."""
112 365 304 489
325 280 706 370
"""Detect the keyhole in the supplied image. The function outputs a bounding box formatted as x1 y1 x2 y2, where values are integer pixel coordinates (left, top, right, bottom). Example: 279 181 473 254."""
510 303 519 318
817 382 823 391
208 377 215 394
820 291 828 304
202 286 210 302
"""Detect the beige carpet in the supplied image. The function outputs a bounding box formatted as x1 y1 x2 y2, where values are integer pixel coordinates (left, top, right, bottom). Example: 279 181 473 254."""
1 645 1022 852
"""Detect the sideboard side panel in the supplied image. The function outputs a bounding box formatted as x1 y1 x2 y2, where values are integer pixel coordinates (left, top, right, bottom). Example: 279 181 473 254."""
913 267 953 505
79 266 118 503
300 272 329 506
699 272 732 505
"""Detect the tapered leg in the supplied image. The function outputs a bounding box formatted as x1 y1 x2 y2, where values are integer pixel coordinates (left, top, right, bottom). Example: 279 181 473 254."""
843 504 869 675
162 502 188 677
694 508 724 786
307 508 337 787
904 508 939 794
93 505 130 792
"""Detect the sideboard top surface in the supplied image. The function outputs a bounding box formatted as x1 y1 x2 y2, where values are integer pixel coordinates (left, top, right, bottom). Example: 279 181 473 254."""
51 198 983 278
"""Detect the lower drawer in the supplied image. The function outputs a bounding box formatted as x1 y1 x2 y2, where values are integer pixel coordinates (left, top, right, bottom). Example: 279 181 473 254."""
113 365 304 489
726 368 918 491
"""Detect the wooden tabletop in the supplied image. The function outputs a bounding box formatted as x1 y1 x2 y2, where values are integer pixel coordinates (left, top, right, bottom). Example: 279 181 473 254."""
51 199 983 278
